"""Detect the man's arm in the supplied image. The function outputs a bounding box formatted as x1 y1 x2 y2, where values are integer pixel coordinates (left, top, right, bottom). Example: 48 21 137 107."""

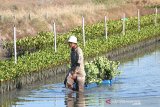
74 47 83 73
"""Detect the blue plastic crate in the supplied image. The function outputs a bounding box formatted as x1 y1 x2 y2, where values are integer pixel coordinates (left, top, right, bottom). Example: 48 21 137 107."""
85 79 113 89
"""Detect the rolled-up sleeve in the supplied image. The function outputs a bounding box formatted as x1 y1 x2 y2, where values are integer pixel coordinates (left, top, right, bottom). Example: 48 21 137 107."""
77 48 83 64
74 47 84 73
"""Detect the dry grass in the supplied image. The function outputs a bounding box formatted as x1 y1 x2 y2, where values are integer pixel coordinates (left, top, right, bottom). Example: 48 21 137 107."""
0 0 159 40
128 0 160 6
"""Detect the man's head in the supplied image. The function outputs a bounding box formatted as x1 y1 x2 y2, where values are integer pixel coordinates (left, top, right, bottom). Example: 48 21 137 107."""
68 35 77 48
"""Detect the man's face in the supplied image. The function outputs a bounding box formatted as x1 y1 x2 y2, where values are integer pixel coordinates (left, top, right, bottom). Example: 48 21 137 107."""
68 42 76 48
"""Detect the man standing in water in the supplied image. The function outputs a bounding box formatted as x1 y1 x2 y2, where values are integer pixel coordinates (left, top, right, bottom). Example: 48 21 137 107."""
65 35 86 92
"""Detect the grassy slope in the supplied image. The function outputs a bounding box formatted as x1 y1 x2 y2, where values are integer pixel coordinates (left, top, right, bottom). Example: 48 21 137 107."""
0 0 159 41
0 0 133 40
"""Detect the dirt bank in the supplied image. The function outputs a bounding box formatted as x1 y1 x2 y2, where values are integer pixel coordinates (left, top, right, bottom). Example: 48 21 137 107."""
0 0 159 41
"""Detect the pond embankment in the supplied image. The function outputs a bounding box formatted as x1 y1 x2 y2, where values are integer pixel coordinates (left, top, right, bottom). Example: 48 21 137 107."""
0 35 160 94
106 36 160 61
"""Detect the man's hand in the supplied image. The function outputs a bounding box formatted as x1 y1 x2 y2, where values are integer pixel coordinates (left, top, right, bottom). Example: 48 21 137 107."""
71 73 77 80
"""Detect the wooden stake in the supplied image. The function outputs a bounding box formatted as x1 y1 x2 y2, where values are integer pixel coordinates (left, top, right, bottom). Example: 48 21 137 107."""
53 22 57 52
13 25 17 64
138 9 140 32
122 13 126 35
82 16 85 47
29 12 31 20
155 7 158 26
105 16 108 39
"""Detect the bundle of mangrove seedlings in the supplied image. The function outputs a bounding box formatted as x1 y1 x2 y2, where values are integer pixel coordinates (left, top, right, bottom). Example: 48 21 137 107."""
85 57 121 85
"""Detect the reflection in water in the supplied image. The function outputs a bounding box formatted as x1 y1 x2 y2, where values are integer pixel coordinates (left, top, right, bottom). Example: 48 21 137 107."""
0 73 66 107
65 92 85 107
111 40 160 63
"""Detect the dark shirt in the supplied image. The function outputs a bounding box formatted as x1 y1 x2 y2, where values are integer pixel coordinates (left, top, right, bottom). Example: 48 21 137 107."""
70 47 79 72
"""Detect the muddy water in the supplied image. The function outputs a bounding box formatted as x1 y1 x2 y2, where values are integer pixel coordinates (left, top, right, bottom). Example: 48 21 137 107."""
1 42 160 107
